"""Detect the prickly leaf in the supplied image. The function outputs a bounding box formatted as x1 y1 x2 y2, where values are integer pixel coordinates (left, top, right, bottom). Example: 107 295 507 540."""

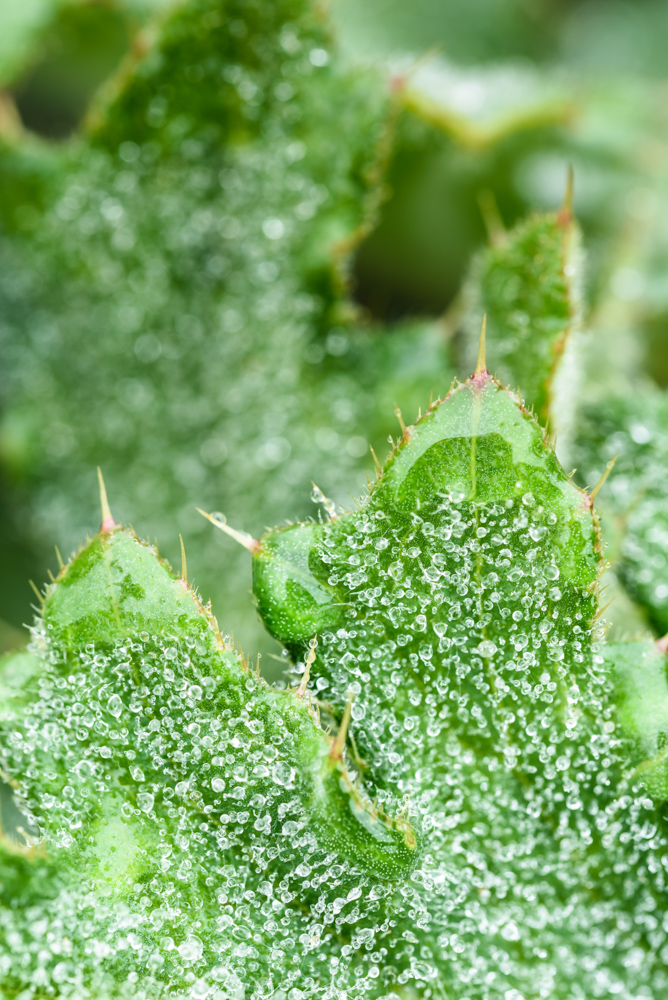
0 523 417 997
243 372 668 995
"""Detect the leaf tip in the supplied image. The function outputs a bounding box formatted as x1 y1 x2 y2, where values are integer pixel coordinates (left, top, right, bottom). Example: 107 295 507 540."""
179 534 188 585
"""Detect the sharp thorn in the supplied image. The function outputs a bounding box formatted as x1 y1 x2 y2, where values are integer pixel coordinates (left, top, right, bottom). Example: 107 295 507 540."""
54 546 64 570
29 580 44 606
474 315 488 377
593 596 615 623
369 446 382 476
179 534 188 584
197 508 261 555
297 636 317 698
330 690 354 761
589 456 618 502
97 467 117 533
394 403 406 435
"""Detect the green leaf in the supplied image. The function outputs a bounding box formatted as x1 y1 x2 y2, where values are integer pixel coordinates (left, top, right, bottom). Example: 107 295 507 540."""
239 371 668 994
0 520 417 995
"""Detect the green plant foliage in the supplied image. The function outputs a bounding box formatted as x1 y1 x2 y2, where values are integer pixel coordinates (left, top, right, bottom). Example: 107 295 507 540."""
0 0 450 653
6 370 668 996
5 0 668 996
1 520 419 997
197 369 668 998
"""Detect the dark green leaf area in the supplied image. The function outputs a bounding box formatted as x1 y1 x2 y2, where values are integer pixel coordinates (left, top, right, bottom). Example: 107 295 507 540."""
252 521 344 652
464 210 579 422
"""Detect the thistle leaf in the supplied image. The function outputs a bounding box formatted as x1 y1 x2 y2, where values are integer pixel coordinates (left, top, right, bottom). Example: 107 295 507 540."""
237 371 668 994
254 370 600 772
0 521 418 998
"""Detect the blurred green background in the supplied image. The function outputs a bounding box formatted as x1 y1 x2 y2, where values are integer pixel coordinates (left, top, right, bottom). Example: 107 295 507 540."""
2 0 668 669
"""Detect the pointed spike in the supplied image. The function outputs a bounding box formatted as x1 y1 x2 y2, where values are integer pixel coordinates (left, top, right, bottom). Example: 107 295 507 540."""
593 596 615 623
330 690 354 761
394 403 406 435
297 636 317 698
179 534 188 584
589 456 618 502
97 467 117 533
197 508 261 555
54 546 64 570
558 164 574 226
369 446 382 476
29 580 44 606
474 314 488 377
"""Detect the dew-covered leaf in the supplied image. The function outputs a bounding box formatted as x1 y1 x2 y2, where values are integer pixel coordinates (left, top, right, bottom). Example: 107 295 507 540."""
255 371 600 767
224 368 668 995
0 520 418 995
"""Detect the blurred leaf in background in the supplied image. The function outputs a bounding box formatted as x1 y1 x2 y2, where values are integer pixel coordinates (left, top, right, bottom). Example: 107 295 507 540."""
2 0 668 664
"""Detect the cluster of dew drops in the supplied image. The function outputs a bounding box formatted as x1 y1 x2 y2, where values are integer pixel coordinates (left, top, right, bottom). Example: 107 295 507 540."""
305 475 668 998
